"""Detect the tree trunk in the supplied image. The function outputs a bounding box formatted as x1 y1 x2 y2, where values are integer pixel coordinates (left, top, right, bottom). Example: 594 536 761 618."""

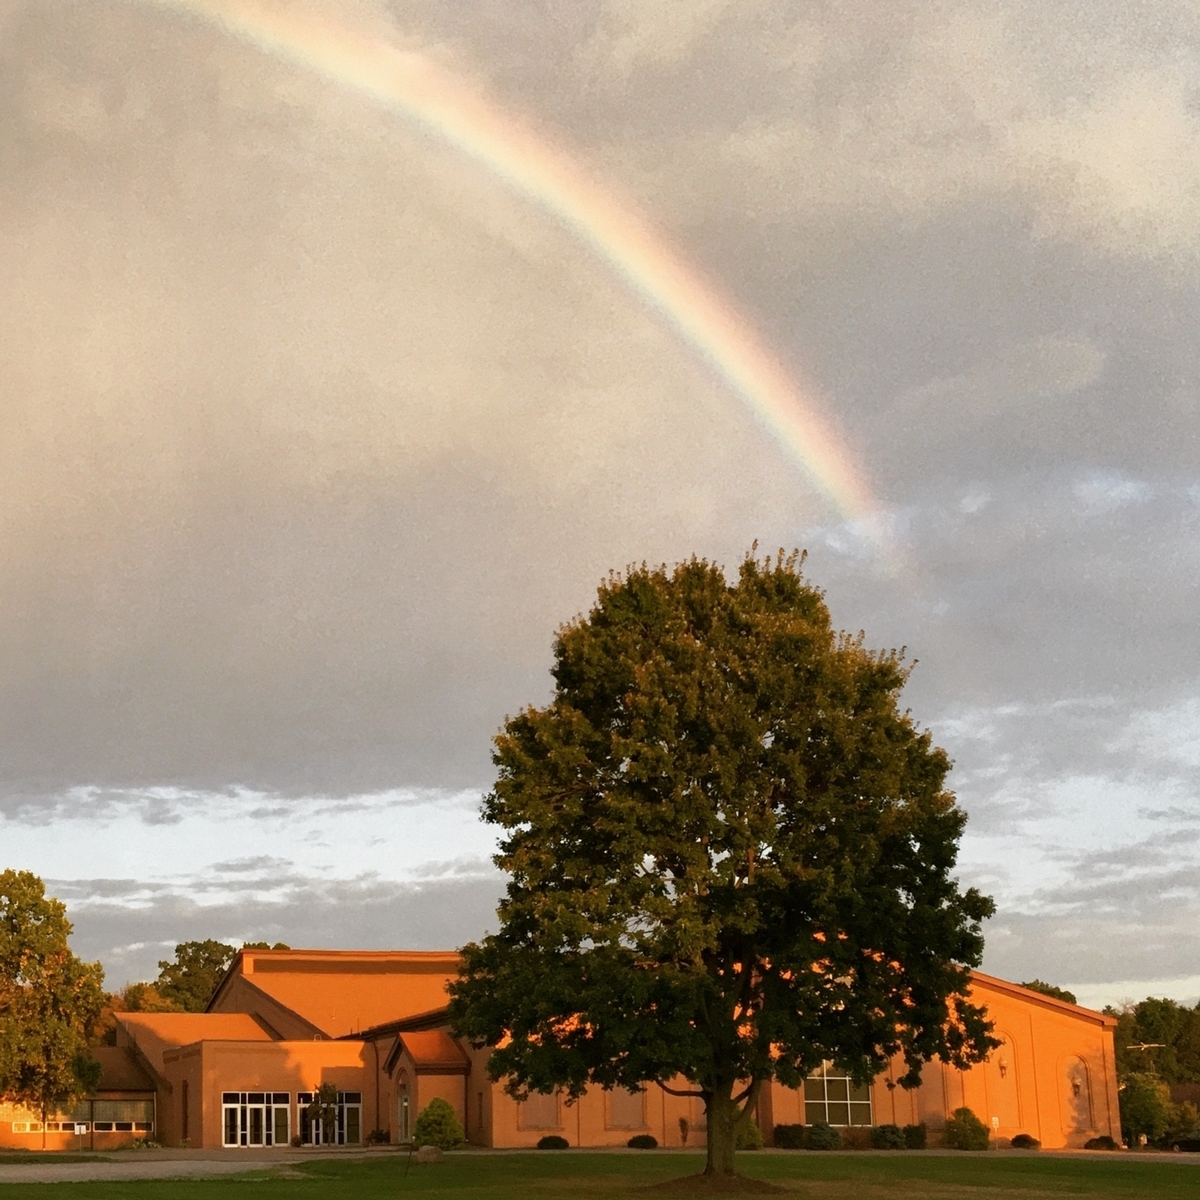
704 1088 740 1177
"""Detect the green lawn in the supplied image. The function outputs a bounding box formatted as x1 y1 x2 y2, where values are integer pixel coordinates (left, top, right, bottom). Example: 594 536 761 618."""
1 1151 1199 1199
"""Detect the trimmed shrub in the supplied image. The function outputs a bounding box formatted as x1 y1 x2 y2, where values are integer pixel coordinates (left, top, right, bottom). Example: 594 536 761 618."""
537 1134 570 1150
943 1107 990 1151
773 1123 805 1149
841 1127 871 1150
807 1122 841 1150
903 1123 927 1150
870 1123 906 1149
1084 1135 1118 1150
1009 1133 1040 1150
627 1134 658 1149
365 1128 389 1145
735 1120 763 1150
412 1097 464 1150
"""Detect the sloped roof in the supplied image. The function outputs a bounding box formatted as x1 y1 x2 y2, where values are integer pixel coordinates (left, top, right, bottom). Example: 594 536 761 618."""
117 1012 274 1071
400 1031 470 1070
91 1045 155 1093
970 971 1117 1028
209 949 462 1038
385 1030 470 1075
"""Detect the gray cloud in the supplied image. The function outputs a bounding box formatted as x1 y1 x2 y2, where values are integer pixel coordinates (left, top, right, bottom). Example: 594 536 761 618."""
3 0 1200 998
64 873 506 985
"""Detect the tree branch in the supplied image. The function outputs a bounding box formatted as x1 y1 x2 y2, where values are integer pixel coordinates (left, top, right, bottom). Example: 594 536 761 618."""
655 1081 704 1098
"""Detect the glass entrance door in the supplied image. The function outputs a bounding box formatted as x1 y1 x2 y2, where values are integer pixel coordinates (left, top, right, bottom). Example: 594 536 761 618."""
221 1093 290 1147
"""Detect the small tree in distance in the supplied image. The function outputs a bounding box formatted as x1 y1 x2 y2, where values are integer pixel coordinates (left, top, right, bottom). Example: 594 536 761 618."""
155 940 237 1012
449 551 997 1180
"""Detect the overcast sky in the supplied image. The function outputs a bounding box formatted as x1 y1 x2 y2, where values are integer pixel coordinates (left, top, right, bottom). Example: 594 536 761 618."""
2 0 1199 1007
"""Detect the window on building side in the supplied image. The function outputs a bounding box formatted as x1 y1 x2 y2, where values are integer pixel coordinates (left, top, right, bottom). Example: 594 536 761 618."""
607 1088 646 1129
296 1092 361 1146
803 1063 872 1127
519 1091 560 1130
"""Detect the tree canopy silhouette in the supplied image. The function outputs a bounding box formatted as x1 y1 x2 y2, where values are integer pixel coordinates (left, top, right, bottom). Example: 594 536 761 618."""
449 551 996 1177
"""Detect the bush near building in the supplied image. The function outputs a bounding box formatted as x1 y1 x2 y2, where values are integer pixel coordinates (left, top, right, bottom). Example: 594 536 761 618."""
412 1098 464 1150
870 1123 906 1149
943 1107 990 1150
806 1122 841 1150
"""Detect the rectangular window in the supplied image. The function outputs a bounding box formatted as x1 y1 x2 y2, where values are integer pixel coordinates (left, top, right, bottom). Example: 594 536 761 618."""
607 1088 646 1129
92 1100 154 1126
519 1092 560 1130
803 1063 872 1127
296 1092 360 1146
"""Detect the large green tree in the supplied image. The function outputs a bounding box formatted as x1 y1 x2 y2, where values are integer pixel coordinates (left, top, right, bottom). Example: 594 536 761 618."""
0 870 104 1144
449 552 997 1178
1109 996 1200 1084
155 940 236 1012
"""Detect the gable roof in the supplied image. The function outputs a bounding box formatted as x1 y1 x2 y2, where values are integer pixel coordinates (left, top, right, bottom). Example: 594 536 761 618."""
116 1012 275 1074
207 948 462 1038
385 1030 470 1075
970 971 1117 1028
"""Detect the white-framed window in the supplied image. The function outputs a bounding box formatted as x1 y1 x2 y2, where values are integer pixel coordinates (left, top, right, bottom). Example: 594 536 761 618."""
221 1092 290 1147
297 1092 361 1145
518 1092 561 1130
91 1100 154 1133
803 1063 872 1127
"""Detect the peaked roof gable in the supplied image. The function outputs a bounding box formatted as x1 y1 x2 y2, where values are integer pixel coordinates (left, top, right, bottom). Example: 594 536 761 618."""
207 948 462 1038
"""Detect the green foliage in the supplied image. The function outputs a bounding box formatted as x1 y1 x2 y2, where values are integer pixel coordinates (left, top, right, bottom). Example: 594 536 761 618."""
0 870 105 1123
627 1133 658 1148
241 942 291 950
449 552 996 1176
118 982 183 1013
1119 1073 1169 1144
1084 1135 1118 1150
1009 1133 1039 1149
537 1134 569 1149
1019 980 1077 1005
413 1097 465 1150
735 1120 762 1150
155 940 236 1012
1109 996 1200 1084
1163 1099 1199 1145
772 1123 805 1148
903 1123 927 1149
870 1123 906 1149
304 1082 339 1141
806 1122 841 1150
943 1107 990 1150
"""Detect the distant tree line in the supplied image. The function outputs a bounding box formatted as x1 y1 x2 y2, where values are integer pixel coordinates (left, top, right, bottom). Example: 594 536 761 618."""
107 937 289 1020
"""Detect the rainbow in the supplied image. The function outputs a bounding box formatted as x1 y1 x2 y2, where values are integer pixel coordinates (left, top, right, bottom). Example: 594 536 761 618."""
144 0 878 524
